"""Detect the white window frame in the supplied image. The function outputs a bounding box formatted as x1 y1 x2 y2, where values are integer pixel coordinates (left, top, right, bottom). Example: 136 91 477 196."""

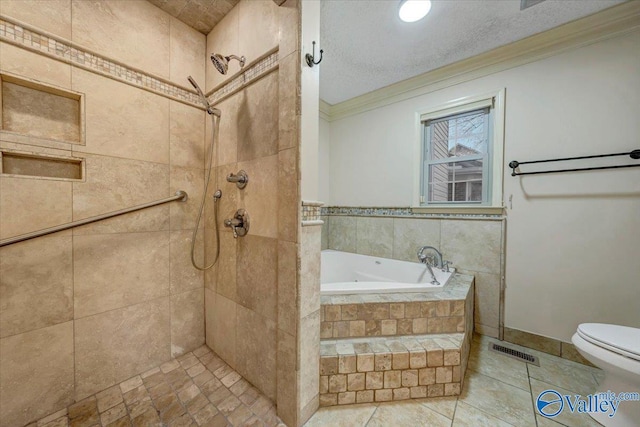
412 89 505 209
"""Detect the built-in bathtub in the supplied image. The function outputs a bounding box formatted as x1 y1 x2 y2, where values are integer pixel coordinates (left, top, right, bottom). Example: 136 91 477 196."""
321 249 455 295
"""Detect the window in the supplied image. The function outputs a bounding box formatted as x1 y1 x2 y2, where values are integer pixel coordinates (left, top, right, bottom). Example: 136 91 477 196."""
417 90 504 207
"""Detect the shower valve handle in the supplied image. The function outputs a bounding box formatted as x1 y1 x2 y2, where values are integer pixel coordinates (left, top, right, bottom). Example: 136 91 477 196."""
226 170 248 189
224 209 250 238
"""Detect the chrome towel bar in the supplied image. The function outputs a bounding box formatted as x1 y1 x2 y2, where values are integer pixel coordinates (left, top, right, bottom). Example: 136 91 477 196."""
0 190 188 248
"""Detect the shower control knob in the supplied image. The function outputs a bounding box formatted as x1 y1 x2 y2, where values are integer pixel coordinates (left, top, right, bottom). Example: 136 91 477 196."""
226 170 248 189
224 209 249 238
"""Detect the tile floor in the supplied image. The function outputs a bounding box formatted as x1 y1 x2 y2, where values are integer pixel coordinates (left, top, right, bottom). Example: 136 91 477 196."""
30 346 284 427
304 333 606 427
28 333 607 427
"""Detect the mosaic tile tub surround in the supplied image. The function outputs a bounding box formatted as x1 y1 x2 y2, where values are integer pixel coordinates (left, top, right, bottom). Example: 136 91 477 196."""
320 276 472 339
319 274 474 407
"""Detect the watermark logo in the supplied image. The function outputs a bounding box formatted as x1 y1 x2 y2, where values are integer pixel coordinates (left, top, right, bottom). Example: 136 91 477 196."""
536 389 640 419
537 390 564 417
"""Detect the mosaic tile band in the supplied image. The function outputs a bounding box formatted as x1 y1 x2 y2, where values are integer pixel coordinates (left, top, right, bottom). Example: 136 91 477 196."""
321 206 503 219
0 16 278 110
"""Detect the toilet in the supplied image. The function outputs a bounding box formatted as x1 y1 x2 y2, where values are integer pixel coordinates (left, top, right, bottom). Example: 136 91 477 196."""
572 323 640 427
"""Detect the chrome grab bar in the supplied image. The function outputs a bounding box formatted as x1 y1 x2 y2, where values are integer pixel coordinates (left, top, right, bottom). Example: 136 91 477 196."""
0 190 188 248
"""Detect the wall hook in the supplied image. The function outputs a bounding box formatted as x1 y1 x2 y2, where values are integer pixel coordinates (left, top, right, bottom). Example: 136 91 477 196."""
305 41 324 67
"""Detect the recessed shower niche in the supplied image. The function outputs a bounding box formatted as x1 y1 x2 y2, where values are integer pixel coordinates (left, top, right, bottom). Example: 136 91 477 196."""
0 72 85 145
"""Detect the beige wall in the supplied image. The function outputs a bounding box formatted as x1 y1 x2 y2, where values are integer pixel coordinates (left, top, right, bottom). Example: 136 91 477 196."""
0 1 206 425
321 215 503 338
203 1 314 426
320 29 640 342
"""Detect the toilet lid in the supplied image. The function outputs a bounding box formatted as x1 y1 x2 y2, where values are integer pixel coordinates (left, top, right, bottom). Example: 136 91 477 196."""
577 323 640 361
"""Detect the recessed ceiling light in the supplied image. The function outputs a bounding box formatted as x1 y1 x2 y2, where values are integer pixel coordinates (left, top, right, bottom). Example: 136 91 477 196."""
398 0 432 23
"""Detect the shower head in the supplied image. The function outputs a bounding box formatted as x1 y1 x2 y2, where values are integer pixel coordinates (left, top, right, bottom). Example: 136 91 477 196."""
210 53 246 75
187 76 221 117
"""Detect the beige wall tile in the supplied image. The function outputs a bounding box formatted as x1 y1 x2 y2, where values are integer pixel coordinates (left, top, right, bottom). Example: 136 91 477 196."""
170 166 204 231
236 71 279 162
170 229 204 295
236 305 277 401
205 287 216 347
72 154 170 235
504 327 561 357
278 240 298 337
75 298 171 399
300 226 321 319
278 52 300 152
278 147 299 242
237 154 278 238
213 93 239 167
560 342 595 367
298 310 320 411
171 288 205 358
327 216 356 253
278 0 300 59
73 231 170 318
0 43 71 88
205 4 239 92
0 0 71 39
321 217 328 250
170 101 205 169
469 271 501 331
238 0 278 63
476 324 499 339
393 218 441 262
276 329 297 426
0 321 74 426
0 235 73 338
214 229 238 301
205 165 238 231
356 217 393 258
0 176 72 239
169 17 206 87
441 219 502 274
72 0 170 78
72 69 170 164
236 235 278 321
212 293 237 367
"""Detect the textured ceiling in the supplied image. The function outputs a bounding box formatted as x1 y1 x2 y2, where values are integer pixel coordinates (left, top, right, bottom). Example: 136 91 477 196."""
148 0 239 34
320 0 624 105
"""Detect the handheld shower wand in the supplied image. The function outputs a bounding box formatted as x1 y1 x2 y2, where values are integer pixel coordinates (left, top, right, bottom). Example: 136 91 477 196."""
187 76 221 117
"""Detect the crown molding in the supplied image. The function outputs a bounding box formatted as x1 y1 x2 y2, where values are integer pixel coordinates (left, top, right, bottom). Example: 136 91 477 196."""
319 99 331 121
321 2 640 122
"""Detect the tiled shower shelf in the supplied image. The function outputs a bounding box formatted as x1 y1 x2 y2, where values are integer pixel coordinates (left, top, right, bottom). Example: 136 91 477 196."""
0 149 85 181
0 72 85 145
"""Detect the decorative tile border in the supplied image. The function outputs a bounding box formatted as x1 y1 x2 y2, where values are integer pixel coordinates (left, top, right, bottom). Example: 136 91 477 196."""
302 200 324 226
0 16 279 111
322 206 503 219
207 50 279 105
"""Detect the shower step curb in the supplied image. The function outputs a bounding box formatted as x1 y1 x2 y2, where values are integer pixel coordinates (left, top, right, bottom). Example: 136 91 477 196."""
318 332 472 406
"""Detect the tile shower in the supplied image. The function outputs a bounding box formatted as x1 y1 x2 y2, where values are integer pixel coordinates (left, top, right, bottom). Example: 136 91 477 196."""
0 1 314 427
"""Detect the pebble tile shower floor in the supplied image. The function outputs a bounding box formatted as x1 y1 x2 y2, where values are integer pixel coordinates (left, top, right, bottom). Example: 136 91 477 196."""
29 346 284 427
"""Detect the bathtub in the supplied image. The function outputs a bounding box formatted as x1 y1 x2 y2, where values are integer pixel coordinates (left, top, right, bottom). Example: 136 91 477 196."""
321 250 454 295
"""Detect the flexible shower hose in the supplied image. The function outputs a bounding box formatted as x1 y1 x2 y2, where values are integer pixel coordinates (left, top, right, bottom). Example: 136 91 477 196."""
190 112 221 270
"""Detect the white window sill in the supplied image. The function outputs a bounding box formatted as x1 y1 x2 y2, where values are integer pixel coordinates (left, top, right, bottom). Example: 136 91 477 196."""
411 206 505 215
